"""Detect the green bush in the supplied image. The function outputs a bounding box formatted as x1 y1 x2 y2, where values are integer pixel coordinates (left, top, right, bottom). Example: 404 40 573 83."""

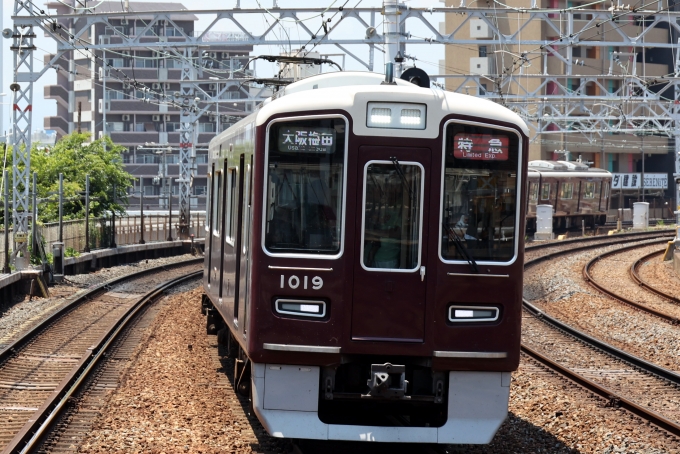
65 247 80 258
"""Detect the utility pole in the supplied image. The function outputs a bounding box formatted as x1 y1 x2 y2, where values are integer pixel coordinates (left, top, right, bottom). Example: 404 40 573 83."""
31 172 37 262
178 47 198 240
77 101 82 134
139 189 145 244
84 174 90 253
3 170 9 274
9 0 36 270
58 173 63 243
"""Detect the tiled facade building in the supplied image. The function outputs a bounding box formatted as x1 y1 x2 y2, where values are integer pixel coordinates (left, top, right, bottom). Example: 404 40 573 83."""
44 1 254 209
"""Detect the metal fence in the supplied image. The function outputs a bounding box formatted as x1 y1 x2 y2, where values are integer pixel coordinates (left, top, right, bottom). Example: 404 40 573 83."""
0 213 206 258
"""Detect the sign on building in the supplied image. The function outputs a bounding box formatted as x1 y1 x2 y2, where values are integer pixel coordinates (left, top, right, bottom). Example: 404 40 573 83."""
611 173 668 190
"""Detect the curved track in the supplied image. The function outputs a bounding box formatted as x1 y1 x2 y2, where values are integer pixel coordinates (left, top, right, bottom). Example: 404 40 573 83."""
523 232 680 438
583 241 680 324
0 259 202 453
630 250 680 305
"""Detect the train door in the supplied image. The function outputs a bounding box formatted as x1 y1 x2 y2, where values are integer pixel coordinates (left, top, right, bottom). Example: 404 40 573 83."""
237 156 253 335
217 160 228 301
233 155 246 329
351 146 430 342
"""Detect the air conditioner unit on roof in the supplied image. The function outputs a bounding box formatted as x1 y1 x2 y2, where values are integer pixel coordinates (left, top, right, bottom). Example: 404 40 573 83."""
152 114 160 121
209 52 217 59
152 83 161 89
209 83 217 90
163 83 171 89
122 114 130 121
164 115 171 121
121 18 129 25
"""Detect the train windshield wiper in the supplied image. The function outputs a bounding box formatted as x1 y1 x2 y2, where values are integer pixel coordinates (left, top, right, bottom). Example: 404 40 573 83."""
390 156 415 205
444 222 478 273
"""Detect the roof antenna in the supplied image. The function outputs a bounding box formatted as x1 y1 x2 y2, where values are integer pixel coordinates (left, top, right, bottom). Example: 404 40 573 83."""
382 62 395 85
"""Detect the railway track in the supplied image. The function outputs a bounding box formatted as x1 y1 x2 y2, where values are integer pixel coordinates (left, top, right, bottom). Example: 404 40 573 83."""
0 259 202 454
630 249 680 305
582 240 680 324
523 232 680 439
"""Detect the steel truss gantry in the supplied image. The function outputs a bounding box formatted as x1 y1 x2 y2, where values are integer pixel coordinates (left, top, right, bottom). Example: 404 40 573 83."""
11 1 680 258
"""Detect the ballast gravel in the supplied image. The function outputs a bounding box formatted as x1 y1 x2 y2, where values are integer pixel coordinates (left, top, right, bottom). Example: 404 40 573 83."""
525 238 680 372
0 254 196 349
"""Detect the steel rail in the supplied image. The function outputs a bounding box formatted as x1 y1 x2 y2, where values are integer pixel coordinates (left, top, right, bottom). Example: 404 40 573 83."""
0 258 201 364
523 236 680 437
582 240 680 324
525 229 674 253
630 250 680 306
520 344 680 437
0 259 203 454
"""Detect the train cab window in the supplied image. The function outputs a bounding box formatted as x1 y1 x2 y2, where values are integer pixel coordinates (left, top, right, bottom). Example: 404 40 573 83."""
212 170 223 236
559 182 574 199
264 117 346 256
540 183 551 200
584 182 595 199
528 182 538 201
361 161 423 270
441 123 521 263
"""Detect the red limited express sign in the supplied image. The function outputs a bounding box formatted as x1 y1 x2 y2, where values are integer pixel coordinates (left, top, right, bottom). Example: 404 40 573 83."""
453 133 509 161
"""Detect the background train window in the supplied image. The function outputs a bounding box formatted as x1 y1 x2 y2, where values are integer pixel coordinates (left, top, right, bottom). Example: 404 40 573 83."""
361 161 422 271
559 182 573 199
264 117 346 255
584 182 595 199
540 183 550 200
441 123 520 263
528 182 538 201
212 169 223 236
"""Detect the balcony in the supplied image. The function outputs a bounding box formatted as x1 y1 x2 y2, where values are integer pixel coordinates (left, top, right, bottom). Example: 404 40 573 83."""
44 85 69 109
110 131 160 145
109 100 159 113
44 116 68 138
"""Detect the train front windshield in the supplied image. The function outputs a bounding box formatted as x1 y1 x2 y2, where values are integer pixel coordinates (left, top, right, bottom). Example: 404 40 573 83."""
264 118 346 255
441 123 521 263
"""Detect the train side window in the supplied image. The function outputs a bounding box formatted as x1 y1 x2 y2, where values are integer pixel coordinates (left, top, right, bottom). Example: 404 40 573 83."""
264 117 346 256
583 182 595 199
226 167 238 245
603 182 610 199
441 122 521 263
212 169 223 237
559 182 573 199
528 182 538 200
206 167 213 232
540 183 550 200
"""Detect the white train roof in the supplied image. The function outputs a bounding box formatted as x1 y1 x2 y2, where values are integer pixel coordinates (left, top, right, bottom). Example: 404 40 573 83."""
253 71 530 139
528 160 611 178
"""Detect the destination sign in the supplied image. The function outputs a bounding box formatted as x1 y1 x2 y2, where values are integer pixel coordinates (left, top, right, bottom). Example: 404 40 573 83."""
278 127 336 154
453 133 509 161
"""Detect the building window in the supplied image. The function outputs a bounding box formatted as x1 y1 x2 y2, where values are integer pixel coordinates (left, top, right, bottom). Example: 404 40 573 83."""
198 123 215 133
106 122 125 131
106 58 125 68
166 122 181 132
195 186 207 195
165 27 184 36
478 46 487 58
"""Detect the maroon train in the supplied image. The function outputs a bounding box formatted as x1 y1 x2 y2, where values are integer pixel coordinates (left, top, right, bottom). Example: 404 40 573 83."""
201 71 529 444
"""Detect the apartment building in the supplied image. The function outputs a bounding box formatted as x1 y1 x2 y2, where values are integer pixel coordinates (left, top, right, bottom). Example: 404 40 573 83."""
440 0 675 190
43 1 254 209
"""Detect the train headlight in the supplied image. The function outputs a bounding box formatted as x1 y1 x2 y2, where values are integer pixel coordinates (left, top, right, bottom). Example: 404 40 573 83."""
275 299 327 318
366 102 426 130
448 305 499 323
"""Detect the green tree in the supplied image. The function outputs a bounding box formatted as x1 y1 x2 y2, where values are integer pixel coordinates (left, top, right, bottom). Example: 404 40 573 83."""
31 132 134 222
